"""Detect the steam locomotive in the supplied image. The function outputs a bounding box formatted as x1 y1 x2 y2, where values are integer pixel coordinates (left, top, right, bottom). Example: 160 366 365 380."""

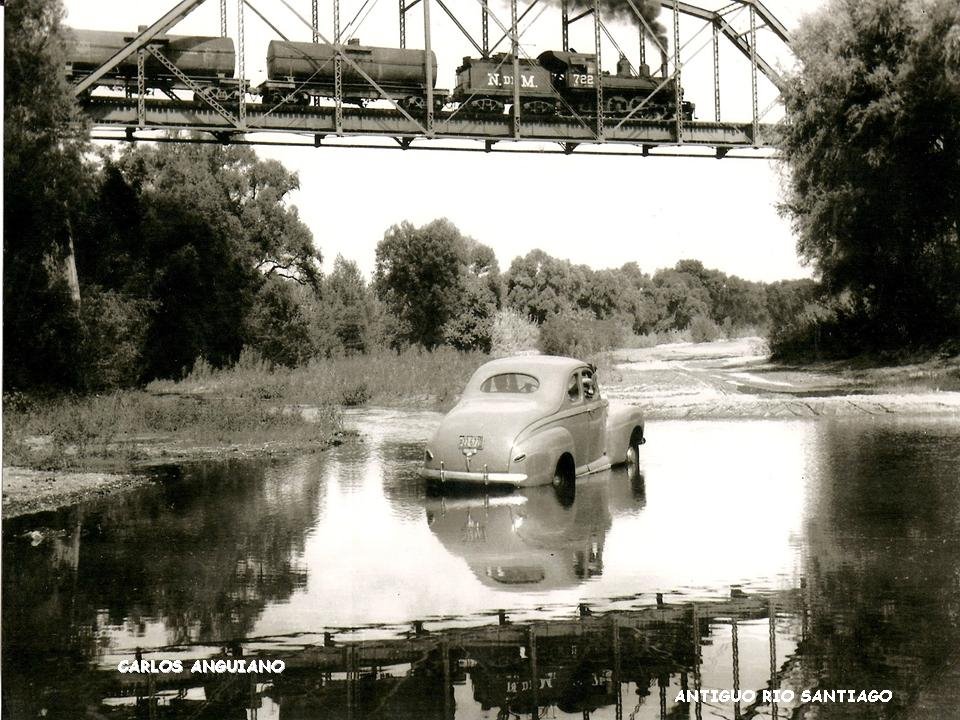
66 27 694 121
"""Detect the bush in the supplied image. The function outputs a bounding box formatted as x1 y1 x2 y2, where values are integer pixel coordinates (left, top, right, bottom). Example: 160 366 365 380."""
689 315 722 343
490 308 540 357
539 310 627 357
767 294 872 360
340 381 371 406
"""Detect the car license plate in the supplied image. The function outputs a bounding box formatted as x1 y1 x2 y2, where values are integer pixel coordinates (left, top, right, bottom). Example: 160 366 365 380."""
458 435 483 451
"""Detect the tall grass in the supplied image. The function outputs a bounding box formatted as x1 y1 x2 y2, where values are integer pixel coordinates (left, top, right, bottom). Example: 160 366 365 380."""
3 391 343 470
149 346 489 408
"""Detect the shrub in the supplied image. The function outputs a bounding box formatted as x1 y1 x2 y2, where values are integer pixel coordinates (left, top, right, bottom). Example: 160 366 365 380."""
340 381 371 406
539 310 627 357
689 315 722 343
490 308 540 357
768 294 869 360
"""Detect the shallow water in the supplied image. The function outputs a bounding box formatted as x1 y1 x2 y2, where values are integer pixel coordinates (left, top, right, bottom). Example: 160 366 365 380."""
3 408 959 719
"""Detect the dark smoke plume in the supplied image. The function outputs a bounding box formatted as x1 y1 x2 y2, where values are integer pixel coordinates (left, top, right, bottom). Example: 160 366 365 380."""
570 0 669 53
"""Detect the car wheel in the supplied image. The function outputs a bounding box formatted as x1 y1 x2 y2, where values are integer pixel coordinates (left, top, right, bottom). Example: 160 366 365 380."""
626 428 644 480
552 456 576 506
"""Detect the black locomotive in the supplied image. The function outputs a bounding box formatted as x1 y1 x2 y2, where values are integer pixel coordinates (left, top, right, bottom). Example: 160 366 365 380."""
66 27 694 121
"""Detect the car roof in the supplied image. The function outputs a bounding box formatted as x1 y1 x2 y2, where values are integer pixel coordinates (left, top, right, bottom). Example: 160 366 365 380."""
475 355 588 377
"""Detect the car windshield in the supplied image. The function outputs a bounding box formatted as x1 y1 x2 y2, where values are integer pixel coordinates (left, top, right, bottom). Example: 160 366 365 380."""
479 373 540 394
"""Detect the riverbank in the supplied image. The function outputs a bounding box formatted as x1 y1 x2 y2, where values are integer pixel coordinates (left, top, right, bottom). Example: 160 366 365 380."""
603 338 960 418
4 339 958 518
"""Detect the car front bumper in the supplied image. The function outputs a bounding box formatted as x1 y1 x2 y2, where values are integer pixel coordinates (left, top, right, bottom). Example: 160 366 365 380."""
419 466 529 485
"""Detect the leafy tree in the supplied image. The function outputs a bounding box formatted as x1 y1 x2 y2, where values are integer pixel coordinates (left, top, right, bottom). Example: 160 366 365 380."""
246 277 318 367
374 218 498 350
442 277 497 352
3 0 91 389
80 143 321 379
778 0 960 348
325 254 373 353
616 262 659 333
675 260 769 328
504 249 588 323
651 268 711 331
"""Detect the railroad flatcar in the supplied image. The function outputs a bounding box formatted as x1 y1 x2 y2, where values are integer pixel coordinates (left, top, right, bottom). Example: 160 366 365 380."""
260 39 440 110
64 28 236 98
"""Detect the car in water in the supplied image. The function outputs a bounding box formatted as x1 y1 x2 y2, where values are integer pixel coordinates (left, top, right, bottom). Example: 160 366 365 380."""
420 356 645 488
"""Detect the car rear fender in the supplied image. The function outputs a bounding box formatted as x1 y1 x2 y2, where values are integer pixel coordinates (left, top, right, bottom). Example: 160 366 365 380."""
605 403 645 465
510 425 575 485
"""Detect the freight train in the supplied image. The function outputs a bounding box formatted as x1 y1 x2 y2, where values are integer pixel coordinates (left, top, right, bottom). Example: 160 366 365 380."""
65 27 695 120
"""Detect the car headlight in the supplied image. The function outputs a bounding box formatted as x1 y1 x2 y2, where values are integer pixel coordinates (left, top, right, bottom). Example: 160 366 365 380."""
424 449 434 463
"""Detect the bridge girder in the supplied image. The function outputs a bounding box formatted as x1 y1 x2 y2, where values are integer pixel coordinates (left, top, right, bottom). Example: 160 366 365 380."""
71 0 793 157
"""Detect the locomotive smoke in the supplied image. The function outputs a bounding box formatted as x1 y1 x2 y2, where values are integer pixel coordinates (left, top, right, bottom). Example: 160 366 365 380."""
567 0 669 54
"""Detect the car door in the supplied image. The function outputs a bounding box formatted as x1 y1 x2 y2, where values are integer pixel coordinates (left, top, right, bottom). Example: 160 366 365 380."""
559 370 592 475
580 368 608 468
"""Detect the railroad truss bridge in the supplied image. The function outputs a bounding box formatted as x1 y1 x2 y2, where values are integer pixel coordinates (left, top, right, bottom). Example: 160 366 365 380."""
74 0 794 158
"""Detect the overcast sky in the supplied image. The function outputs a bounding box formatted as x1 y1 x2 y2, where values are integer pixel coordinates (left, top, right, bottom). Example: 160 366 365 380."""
64 0 826 282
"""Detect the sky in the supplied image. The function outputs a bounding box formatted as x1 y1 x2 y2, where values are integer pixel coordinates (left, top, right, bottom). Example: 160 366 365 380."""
63 0 827 283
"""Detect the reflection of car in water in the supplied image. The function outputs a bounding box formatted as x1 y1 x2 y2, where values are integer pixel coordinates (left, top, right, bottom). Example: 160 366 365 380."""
420 356 645 488
425 479 615 592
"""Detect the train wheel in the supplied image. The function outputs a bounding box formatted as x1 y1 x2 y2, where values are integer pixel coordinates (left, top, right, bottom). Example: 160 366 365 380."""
606 96 628 115
628 96 650 116
521 100 555 115
398 96 425 113
469 97 504 114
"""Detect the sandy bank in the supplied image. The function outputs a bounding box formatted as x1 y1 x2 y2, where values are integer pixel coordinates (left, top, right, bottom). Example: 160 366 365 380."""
2 467 147 519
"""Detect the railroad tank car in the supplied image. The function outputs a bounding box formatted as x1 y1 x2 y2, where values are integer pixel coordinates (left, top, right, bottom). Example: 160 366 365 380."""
452 54 555 115
261 39 439 108
64 28 236 83
538 50 694 120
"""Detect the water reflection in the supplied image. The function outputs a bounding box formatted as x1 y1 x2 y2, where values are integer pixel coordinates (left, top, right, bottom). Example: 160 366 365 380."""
424 479 628 591
2 413 959 719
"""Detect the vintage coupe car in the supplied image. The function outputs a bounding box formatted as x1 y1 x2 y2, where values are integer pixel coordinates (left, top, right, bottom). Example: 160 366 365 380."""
420 356 645 487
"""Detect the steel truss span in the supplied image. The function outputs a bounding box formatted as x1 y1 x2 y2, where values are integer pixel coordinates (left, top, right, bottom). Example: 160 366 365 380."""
71 0 791 158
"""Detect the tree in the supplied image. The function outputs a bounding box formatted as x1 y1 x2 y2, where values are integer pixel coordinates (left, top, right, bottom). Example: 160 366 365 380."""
82 143 321 379
778 0 960 348
3 0 91 389
651 268 712 332
504 249 588 323
246 277 318 367
325 254 372 353
442 277 497 352
374 218 498 350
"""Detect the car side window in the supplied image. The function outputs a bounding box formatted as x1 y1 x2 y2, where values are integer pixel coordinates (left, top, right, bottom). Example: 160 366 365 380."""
567 373 581 403
581 369 599 400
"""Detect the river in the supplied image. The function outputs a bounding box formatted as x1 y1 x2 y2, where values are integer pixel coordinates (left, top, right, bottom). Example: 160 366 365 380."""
3 408 959 718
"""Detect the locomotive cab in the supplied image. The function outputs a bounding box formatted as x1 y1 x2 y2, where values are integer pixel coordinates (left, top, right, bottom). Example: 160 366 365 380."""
537 51 598 93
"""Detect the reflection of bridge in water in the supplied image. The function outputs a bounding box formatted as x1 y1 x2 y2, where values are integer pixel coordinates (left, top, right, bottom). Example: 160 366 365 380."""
96 588 802 719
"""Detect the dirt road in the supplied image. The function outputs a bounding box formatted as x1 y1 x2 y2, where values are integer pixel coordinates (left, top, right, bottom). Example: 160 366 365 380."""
604 338 960 419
